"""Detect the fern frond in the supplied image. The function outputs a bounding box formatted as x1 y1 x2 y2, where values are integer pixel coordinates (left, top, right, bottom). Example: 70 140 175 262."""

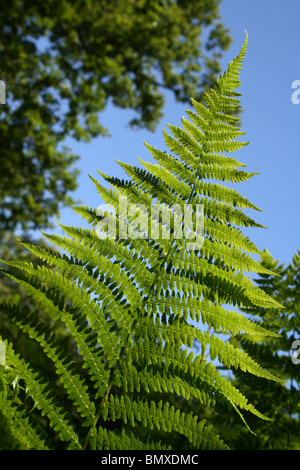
96 426 171 450
0 34 284 450
0 339 82 449
101 394 227 450
0 263 111 396
0 303 96 426
0 381 49 450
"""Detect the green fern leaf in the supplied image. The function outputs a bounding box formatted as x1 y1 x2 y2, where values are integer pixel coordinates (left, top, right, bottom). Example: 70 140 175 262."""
0 34 285 450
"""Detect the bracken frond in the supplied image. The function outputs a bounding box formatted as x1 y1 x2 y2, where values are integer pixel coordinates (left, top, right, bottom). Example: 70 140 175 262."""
0 34 284 450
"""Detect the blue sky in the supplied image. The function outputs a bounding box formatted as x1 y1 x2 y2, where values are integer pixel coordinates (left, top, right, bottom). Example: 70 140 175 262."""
52 0 300 269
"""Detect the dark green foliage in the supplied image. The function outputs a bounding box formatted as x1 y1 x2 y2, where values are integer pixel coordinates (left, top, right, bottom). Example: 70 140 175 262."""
0 37 283 450
0 0 231 232
213 249 300 449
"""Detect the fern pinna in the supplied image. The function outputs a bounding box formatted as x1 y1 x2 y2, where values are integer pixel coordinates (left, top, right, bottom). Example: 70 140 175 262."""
0 35 283 450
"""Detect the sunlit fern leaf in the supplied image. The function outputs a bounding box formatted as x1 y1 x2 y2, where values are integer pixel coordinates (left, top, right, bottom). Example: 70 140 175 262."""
0 34 284 450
